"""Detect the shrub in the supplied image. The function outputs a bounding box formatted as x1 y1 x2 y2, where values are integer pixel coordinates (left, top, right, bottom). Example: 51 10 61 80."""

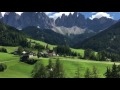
0 48 7 53
25 58 37 65
20 55 29 62
0 63 7 72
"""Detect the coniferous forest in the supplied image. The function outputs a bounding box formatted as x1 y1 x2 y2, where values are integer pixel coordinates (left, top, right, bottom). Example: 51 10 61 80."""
0 12 120 78
0 22 28 47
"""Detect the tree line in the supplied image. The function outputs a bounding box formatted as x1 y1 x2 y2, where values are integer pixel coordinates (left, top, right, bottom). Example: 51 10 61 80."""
84 49 120 62
105 63 120 78
54 45 81 57
32 58 64 78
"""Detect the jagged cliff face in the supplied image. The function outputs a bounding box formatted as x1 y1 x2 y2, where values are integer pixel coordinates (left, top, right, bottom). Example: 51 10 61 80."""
19 12 54 29
0 12 117 35
52 26 86 36
0 12 118 48
55 12 116 32
1 12 54 29
0 12 2 18
55 12 86 28
2 12 20 29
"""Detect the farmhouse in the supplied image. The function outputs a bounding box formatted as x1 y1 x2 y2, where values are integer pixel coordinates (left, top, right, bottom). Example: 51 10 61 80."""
22 51 27 55
38 50 56 58
47 50 56 57
38 52 48 58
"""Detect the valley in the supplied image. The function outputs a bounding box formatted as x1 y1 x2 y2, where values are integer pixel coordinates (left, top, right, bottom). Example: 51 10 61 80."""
0 39 119 78
0 12 120 78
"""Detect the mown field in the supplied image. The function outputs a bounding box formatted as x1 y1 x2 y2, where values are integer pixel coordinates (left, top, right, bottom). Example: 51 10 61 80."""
0 39 119 78
0 51 119 78
29 39 85 56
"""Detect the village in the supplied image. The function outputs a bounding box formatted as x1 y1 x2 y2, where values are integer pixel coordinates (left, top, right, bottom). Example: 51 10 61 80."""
13 47 58 64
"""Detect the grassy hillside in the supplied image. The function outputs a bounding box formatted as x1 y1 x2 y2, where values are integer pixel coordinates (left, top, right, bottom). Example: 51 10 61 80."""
28 38 85 56
28 38 56 49
0 52 33 78
41 57 120 78
0 39 117 78
1 51 119 78
22 27 67 45
0 46 18 53
78 21 120 54
0 52 18 62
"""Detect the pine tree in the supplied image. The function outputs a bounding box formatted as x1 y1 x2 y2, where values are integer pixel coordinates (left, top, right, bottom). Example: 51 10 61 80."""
47 59 54 78
84 49 96 60
32 60 47 78
92 66 99 78
84 68 92 78
104 67 111 78
53 58 64 78
17 46 24 55
117 65 120 78
45 44 49 50
111 63 118 78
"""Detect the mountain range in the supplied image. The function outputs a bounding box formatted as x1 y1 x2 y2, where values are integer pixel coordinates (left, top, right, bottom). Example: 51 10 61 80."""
0 12 118 48
22 26 68 45
0 12 117 34
76 21 120 54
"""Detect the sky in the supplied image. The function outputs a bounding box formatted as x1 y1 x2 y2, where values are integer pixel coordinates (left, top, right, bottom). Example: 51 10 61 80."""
1 12 120 20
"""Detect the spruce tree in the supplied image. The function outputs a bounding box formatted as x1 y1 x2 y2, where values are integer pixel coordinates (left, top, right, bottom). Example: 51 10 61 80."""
105 67 111 78
92 66 99 78
32 60 47 78
17 46 24 55
111 63 118 78
84 68 92 78
47 59 54 78
53 58 64 78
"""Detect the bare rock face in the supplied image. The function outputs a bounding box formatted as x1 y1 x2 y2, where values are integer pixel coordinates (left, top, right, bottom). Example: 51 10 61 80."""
0 12 116 34
1 12 54 29
55 12 116 32
55 12 86 28
2 12 20 28
0 12 2 18
35 12 54 29
52 26 86 36
19 12 54 29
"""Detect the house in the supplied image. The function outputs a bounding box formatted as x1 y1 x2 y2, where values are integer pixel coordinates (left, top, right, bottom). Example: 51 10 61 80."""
47 50 56 57
29 53 34 58
38 52 48 58
22 51 27 55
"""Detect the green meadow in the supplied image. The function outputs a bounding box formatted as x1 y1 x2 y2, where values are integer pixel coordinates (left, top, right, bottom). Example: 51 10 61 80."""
1 52 119 78
0 39 119 78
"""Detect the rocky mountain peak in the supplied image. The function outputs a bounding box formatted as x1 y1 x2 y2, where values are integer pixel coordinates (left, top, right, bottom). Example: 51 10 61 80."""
2 12 20 28
0 12 2 18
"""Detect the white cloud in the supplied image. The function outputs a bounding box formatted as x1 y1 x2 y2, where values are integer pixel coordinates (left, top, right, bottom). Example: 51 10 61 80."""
49 12 74 19
1 12 23 16
1 12 5 16
89 12 113 20
45 12 54 15
16 12 23 15
91 12 97 14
